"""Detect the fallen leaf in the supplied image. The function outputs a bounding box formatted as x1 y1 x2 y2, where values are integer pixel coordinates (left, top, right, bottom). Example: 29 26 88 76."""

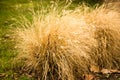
84 74 95 80
0 73 6 77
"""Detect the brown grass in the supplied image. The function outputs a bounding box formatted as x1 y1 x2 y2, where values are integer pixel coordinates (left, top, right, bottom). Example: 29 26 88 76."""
84 4 120 70
14 2 120 80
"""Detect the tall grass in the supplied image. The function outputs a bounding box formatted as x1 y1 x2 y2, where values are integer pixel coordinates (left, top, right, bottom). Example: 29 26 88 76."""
14 1 120 80
84 3 120 71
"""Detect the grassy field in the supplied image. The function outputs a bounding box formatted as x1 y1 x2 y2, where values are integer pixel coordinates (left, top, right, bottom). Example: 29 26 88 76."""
0 0 120 80
0 0 44 79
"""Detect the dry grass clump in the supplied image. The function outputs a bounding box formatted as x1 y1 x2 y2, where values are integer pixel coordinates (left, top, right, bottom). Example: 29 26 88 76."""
14 6 95 79
83 4 120 71
14 2 120 80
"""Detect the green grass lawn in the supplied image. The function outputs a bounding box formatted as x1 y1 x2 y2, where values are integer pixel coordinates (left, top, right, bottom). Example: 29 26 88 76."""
0 0 39 79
